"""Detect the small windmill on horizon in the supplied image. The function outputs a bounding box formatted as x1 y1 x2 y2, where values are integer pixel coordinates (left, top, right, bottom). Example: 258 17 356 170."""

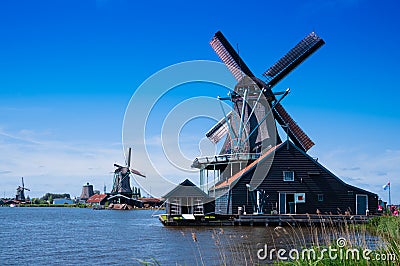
16 177 30 202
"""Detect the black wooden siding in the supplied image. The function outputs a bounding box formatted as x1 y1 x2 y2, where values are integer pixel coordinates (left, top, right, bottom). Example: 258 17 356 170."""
223 142 378 215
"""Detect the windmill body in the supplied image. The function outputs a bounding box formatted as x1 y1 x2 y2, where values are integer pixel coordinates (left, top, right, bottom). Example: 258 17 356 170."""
15 177 30 202
219 76 277 155
111 166 133 195
109 147 145 209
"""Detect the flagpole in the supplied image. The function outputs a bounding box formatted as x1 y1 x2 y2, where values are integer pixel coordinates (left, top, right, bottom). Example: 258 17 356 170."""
389 182 391 207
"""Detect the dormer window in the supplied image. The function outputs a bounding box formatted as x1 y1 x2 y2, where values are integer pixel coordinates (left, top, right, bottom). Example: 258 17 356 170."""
283 171 294 182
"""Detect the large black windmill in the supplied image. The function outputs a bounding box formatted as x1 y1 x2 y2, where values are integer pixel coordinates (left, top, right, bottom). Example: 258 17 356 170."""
111 147 145 198
208 31 324 153
16 177 30 202
192 31 325 190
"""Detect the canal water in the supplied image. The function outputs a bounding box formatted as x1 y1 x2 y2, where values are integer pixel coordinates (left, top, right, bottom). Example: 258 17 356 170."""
0 207 382 265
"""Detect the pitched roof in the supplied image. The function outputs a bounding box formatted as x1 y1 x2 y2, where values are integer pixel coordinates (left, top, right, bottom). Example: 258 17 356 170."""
86 194 108 203
138 198 161 203
162 179 211 199
212 143 283 190
212 141 377 196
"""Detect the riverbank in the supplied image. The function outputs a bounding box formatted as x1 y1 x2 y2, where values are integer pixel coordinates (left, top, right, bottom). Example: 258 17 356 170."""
1 203 164 210
1 203 88 208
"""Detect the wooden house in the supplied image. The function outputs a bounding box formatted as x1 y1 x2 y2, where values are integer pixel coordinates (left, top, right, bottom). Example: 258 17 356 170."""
212 141 378 216
162 179 214 218
53 198 74 205
86 194 108 206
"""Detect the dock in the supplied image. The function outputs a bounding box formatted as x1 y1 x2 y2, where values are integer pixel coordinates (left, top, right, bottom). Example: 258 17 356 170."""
159 213 372 226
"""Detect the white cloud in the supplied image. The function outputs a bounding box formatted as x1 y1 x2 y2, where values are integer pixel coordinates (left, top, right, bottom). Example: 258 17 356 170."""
314 147 400 204
0 129 125 198
0 128 204 199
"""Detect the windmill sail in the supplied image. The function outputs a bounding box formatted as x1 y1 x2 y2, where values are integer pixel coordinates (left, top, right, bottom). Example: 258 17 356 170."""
210 31 254 81
131 169 146 178
273 103 314 151
206 111 232 144
209 32 278 154
263 32 325 88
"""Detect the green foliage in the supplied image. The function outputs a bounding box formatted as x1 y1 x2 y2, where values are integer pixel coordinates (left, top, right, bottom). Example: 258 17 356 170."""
40 193 71 201
369 216 400 263
272 216 400 266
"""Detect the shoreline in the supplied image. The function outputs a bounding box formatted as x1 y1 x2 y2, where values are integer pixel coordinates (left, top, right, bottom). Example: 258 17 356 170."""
1 204 164 210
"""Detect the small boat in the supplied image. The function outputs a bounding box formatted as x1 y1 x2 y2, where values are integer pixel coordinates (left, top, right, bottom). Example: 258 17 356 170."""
9 204 16 208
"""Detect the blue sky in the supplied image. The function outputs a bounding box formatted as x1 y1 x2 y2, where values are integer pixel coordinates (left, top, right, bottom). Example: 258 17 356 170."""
0 0 399 204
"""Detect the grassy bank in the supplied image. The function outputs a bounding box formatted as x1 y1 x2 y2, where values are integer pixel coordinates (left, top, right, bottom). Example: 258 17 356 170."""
273 216 399 265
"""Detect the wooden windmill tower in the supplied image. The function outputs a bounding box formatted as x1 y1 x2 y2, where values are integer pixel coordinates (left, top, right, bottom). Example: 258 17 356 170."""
192 31 325 192
16 177 30 202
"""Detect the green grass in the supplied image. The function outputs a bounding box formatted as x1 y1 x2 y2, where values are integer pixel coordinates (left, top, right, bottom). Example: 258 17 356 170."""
272 216 400 266
209 216 400 265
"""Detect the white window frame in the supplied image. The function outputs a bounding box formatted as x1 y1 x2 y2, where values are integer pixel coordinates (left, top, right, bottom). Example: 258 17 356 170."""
318 194 324 202
283 171 294 182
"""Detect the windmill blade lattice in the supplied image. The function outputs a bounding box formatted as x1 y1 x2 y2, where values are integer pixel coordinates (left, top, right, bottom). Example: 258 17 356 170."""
273 103 315 151
263 32 325 89
206 111 232 144
210 31 255 81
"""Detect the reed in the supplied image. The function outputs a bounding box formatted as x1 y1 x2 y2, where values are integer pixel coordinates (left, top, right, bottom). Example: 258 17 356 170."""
138 215 400 265
208 215 399 265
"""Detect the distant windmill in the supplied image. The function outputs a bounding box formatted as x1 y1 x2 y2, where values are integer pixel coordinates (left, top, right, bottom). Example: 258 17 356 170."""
111 147 145 197
206 31 324 154
16 177 30 202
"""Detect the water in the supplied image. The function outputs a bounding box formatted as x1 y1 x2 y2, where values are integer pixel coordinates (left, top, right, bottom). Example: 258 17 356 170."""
0 207 383 265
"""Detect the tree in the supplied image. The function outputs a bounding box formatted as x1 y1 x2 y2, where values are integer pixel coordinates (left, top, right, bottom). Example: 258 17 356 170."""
40 193 71 201
31 198 40 204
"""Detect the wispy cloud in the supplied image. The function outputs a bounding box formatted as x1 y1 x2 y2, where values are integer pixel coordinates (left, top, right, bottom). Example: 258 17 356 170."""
0 128 125 198
341 167 361 171
0 170 12 175
315 147 400 203
0 127 205 198
0 129 42 145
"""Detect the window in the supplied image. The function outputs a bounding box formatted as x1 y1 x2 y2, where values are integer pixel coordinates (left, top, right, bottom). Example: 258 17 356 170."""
283 171 294 181
318 194 324 202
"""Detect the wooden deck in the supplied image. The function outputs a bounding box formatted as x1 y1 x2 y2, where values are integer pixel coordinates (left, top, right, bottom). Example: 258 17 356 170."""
234 214 370 226
159 213 372 226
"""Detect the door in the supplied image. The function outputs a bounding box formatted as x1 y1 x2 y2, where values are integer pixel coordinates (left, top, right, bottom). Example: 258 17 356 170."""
279 193 295 214
356 194 368 215
286 194 295 214
279 193 286 214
